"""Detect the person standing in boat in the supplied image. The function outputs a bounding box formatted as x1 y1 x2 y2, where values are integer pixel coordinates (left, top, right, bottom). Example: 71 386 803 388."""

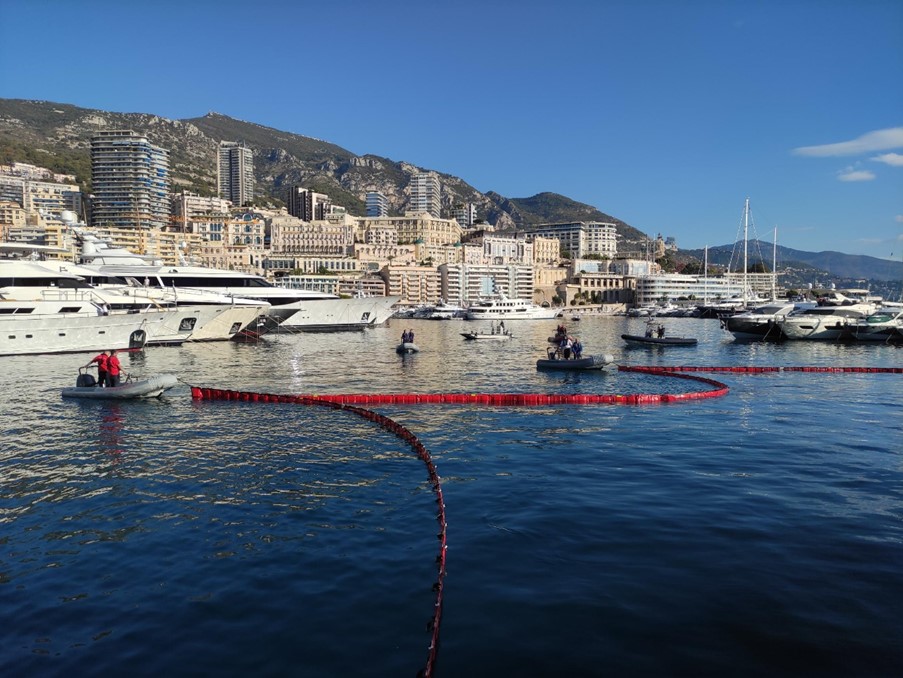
106 350 122 387
657 325 666 338
85 351 109 387
573 339 583 359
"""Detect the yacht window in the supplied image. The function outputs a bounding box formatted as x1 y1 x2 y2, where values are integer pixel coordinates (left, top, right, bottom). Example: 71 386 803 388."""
58 306 82 313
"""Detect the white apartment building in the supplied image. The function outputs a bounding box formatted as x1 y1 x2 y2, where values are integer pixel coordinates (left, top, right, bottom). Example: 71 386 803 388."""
482 234 534 265
522 221 618 259
634 273 748 305
438 263 535 306
409 171 441 218
451 202 477 229
356 214 462 250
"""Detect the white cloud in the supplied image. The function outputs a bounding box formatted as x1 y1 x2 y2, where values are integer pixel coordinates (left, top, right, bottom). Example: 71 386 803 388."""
837 168 876 182
895 215 903 224
793 127 903 157
872 152 903 167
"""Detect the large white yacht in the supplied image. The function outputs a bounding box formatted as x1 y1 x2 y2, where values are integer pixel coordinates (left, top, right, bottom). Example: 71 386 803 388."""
0 258 155 356
38 259 271 343
76 233 399 333
465 296 558 321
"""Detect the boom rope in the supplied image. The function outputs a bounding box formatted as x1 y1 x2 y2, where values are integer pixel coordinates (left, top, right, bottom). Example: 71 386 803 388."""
620 365 903 374
189 387 447 678
187 364 897 674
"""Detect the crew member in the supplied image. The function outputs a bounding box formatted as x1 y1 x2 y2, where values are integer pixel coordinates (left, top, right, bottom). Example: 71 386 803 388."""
106 350 122 387
85 351 109 387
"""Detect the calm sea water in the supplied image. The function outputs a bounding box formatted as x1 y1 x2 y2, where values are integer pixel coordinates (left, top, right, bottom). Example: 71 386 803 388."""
2 316 901 677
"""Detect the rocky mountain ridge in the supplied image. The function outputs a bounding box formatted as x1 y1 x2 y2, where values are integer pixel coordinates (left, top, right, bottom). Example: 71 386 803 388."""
0 98 899 284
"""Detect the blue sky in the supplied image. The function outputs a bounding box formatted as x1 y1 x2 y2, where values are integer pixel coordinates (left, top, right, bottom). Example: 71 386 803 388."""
1 0 901 260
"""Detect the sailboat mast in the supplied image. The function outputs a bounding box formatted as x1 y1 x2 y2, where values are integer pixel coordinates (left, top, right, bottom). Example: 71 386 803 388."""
743 197 749 306
704 245 708 303
772 226 777 301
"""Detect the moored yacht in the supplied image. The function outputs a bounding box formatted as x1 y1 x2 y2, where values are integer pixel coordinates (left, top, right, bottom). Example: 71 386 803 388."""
38 260 271 342
465 296 558 321
76 232 398 333
723 300 816 341
777 291 878 341
0 259 153 356
841 306 903 343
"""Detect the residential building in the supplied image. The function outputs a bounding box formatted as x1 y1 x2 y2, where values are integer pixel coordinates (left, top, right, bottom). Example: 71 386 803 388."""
287 186 331 221
0 200 27 240
217 142 254 206
451 202 477 229
90 130 170 230
522 221 618 259
381 265 441 305
409 171 441 218
171 191 233 232
634 273 747 305
439 263 535 305
0 174 82 225
366 191 389 217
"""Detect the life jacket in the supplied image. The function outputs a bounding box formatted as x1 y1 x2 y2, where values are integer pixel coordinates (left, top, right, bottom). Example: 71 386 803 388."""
93 353 109 371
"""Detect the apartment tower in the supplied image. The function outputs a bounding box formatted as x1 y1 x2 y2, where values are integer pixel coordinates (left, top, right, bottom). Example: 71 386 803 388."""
366 191 389 217
409 171 441 218
218 141 255 206
90 130 170 229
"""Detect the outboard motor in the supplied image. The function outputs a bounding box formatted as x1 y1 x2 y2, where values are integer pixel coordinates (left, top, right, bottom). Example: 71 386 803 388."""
76 373 97 388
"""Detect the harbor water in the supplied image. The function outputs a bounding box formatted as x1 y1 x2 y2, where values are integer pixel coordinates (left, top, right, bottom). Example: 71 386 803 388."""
2 316 901 677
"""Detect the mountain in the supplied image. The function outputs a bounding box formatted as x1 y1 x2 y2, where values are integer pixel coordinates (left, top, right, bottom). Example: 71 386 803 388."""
0 98 897 286
0 98 650 247
680 242 903 286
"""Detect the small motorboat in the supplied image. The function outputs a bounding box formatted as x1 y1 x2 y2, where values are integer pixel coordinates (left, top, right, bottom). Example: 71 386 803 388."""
461 331 512 340
62 372 179 399
461 322 513 340
396 342 420 354
621 334 698 346
536 347 614 371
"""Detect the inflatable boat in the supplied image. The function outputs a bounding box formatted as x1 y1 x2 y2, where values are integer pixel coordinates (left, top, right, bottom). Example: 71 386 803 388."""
62 373 179 399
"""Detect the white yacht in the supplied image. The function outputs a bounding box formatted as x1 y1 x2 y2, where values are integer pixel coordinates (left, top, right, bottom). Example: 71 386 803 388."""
465 296 558 321
38 260 271 343
778 291 879 341
0 259 155 356
76 233 398 333
723 300 816 341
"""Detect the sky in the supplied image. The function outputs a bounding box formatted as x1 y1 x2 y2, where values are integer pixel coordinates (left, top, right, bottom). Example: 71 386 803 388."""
1 0 901 261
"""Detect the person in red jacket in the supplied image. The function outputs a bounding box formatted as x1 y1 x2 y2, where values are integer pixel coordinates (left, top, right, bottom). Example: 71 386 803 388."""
85 351 109 387
105 350 122 387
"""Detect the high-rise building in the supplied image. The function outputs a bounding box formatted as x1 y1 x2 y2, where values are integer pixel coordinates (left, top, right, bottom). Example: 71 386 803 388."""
451 202 477 229
366 191 389 217
90 130 170 230
409 171 441 218
286 185 331 221
217 141 255 206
